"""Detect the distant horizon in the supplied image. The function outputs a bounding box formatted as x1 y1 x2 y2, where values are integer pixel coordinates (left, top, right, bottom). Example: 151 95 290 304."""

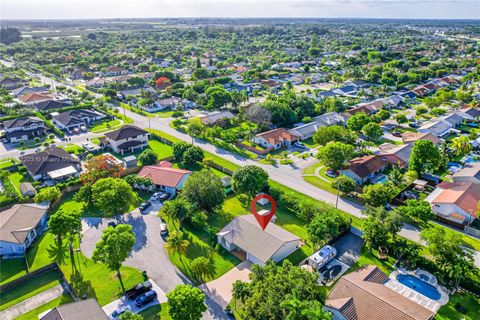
1 0 479 20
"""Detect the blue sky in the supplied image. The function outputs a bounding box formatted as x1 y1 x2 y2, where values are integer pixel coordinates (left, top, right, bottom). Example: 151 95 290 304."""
1 0 479 19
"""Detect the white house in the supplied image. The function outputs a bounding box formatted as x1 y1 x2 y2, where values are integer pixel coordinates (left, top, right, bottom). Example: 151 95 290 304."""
425 182 480 224
0 204 48 257
137 164 191 196
103 125 149 154
217 214 301 266
52 109 105 132
253 128 301 150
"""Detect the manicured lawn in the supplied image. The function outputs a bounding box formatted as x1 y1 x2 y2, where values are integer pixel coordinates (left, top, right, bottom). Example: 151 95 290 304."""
154 110 175 118
302 138 319 148
62 144 85 155
89 119 122 133
0 269 63 311
348 246 397 275
8 172 27 194
303 175 339 196
148 139 173 159
435 291 480 320
0 258 27 284
140 303 172 319
26 233 144 306
15 294 74 320
0 159 15 169
303 160 322 175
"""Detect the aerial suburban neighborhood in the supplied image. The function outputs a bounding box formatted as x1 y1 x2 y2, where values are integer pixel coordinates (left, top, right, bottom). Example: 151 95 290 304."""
0 4 479 320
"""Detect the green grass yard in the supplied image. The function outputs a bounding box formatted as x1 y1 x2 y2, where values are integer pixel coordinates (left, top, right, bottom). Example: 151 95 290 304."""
0 269 63 311
139 303 172 319
435 291 480 320
0 159 16 169
89 119 122 133
0 259 27 284
14 294 74 320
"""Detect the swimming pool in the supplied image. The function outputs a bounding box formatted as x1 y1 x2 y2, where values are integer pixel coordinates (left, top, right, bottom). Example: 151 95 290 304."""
397 274 441 300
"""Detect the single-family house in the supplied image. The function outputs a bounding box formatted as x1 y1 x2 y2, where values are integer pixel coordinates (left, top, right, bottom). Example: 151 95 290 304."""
288 112 345 140
34 99 72 111
375 143 413 166
463 107 480 120
0 77 27 90
198 110 235 125
253 128 301 150
217 214 301 266
317 89 338 100
104 66 128 77
18 92 54 106
452 163 480 185
334 85 357 96
0 204 48 256
418 119 454 138
19 147 81 181
325 265 435 320
52 109 104 132
426 182 480 224
3 116 46 143
11 86 49 98
339 155 388 185
103 125 149 154
401 132 442 145
441 113 465 127
40 299 109 320
137 165 191 196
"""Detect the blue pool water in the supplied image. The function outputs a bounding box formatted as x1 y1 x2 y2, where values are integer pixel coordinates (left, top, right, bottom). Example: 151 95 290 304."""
397 274 441 300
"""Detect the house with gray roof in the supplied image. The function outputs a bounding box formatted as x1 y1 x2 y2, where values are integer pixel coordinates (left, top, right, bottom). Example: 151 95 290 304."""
40 299 109 320
20 147 81 181
34 99 71 111
217 214 301 265
11 86 49 98
418 119 454 138
0 204 48 256
3 116 46 143
104 125 149 154
289 112 345 140
52 109 104 132
452 163 480 185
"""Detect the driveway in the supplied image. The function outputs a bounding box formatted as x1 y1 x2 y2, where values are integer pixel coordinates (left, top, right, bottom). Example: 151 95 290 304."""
331 232 364 267
80 209 187 293
199 261 252 309
102 279 167 319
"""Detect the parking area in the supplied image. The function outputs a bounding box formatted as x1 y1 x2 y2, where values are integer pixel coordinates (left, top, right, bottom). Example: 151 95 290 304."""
102 279 167 319
331 232 364 267
199 261 252 309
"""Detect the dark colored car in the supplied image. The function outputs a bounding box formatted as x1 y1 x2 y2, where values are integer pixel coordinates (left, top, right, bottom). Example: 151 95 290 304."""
158 193 170 202
409 122 419 128
392 131 402 137
139 201 151 212
125 281 152 300
108 222 117 228
135 290 157 307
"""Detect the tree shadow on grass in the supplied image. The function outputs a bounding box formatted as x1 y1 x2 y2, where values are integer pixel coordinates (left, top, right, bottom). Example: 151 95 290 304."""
68 253 96 301
46 239 69 266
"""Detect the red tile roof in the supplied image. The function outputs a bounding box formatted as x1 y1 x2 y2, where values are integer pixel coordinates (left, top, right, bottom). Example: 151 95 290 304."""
19 92 53 103
345 155 387 179
138 166 191 188
434 182 480 218
256 128 300 145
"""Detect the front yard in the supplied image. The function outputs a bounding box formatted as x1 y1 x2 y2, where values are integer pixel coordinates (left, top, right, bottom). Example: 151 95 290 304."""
89 118 122 133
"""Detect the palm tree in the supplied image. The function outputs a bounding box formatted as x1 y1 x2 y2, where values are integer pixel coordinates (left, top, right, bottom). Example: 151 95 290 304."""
451 135 472 156
160 198 191 229
165 231 190 260
280 151 289 161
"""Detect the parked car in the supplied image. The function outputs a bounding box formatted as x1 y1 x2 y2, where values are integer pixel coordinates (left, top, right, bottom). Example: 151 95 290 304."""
408 122 419 128
107 221 117 228
160 221 168 238
111 305 131 318
139 201 151 212
325 169 337 178
392 131 402 137
125 281 152 300
294 142 306 149
151 192 162 200
158 193 170 202
135 290 157 307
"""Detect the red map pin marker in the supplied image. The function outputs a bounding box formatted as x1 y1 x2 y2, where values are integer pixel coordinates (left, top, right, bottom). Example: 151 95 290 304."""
250 193 277 230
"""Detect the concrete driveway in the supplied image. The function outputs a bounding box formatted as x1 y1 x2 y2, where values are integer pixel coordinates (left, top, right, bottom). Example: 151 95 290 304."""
199 261 252 309
102 279 167 319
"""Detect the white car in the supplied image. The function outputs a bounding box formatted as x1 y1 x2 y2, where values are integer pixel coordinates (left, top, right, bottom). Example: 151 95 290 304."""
294 142 306 149
110 305 131 319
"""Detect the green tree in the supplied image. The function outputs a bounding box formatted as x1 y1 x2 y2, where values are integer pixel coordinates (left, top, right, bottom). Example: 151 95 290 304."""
307 211 347 248
362 122 383 141
316 142 354 171
183 170 225 211
167 285 206 320
313 125 357 146
191 257 216 283
346 112 371 131
138 149 157 165
451 135 472 157
232 165 269 199
165 231 190 258
161 197 191 229
92 224 135 291
48 208 82 253
34 186 61 203
395 200 434 225
331 175 356 195
361 184 392 207
409 140 441 175
182 146 204 168
119 311 144 320
92 178 136 215
172 142 191 162
363 216 389 253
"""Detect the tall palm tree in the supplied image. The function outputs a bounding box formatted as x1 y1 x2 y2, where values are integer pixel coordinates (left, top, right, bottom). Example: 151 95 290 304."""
165 231 190 259
451 135 472 156
160 198 191 229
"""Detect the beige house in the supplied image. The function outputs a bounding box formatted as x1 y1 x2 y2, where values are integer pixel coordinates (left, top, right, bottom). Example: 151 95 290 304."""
452 163 480 185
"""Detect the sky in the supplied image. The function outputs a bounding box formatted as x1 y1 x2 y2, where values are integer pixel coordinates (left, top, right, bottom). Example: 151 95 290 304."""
1 0 479 20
